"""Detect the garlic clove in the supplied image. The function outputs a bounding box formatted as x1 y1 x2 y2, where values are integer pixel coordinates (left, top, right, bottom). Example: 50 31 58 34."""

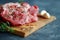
40 10 47 15
40 10 51 19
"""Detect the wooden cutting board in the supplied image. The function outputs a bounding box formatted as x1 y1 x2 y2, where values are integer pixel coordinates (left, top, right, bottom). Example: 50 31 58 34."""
9 15 56 37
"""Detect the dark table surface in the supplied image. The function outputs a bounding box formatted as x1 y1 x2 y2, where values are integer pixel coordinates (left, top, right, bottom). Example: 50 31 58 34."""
0 0 60 40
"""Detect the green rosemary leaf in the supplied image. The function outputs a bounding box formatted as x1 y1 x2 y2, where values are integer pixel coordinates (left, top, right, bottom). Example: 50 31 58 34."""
0 24 5 29
0 25 6 32
0 22 7 32
8 28 14 33
2 22 14 32
6 22 10 26
2 23 8 27
0 22 14 32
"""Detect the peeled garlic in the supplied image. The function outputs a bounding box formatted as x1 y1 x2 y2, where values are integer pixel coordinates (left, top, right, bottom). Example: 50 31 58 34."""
40 10 50 19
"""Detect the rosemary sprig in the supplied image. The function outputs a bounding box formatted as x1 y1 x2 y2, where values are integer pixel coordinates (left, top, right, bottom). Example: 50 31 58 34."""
0 22 14 33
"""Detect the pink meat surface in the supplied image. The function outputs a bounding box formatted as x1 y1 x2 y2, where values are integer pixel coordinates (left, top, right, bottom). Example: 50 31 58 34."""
0 2 39 26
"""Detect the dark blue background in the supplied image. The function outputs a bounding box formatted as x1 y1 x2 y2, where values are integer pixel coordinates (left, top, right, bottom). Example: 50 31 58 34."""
0 0 60 40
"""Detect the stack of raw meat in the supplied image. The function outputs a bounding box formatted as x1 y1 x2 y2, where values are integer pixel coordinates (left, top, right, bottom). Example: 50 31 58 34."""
0 2 39 26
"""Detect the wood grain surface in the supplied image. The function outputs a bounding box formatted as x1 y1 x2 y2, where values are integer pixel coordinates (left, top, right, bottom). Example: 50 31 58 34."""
9 15 56 37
